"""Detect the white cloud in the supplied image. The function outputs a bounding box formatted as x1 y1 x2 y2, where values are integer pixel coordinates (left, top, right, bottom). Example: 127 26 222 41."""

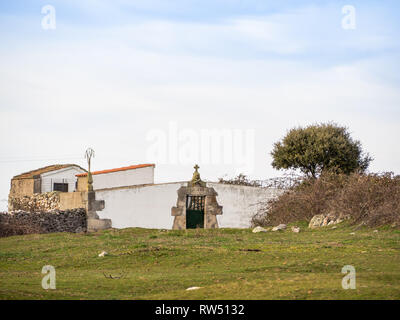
0 2 399 207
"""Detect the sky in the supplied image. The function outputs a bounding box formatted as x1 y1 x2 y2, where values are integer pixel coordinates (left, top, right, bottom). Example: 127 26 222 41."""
0 0 400 211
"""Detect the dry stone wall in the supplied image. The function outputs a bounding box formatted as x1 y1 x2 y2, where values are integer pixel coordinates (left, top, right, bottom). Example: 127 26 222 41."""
0 208 87 237
8 191 61 212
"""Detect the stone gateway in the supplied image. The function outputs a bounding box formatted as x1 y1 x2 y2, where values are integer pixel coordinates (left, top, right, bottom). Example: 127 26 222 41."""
171 165 222 229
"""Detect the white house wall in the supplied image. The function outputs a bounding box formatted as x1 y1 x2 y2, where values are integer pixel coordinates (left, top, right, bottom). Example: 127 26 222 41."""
96 182 282 229
40 166 85 193
92 166 154 190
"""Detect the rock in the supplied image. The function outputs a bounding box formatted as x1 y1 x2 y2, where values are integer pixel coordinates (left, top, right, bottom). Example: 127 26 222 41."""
309 213 350 229
252 226 267 233
373 230 378 233
291 226 300 233
309 214 325 229
186 287 202 291
74 226 85 233
331 226 337 229
98 251 108 257
272 224 286 231
349 232 355 235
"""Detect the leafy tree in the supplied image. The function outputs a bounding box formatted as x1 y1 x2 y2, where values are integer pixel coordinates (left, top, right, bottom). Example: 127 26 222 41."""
271 123 372 178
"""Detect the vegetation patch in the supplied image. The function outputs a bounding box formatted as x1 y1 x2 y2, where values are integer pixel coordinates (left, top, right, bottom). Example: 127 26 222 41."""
0 226 399 300
253 172 400 228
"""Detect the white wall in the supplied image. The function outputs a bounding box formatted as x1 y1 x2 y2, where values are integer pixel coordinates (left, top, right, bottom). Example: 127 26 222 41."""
40 166 85 193
96 182 186 229
96 182 282 229
93 166 154 190
208 183 283 228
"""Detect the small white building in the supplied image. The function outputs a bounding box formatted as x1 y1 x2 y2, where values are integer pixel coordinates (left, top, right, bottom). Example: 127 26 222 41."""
40 165 86 193
76 164 155 191
10 164 86 197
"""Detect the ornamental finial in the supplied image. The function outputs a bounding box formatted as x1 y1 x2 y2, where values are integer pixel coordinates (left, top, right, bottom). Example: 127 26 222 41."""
85 147 95 192
190 164 206 187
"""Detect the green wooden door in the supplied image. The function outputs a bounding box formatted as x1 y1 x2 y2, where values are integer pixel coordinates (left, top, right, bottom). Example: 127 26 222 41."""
186 210 204 229
186 195 205 229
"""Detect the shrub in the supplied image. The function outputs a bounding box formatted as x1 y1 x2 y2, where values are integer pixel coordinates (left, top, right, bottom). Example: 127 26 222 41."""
252 172 400 228
0 220 43 237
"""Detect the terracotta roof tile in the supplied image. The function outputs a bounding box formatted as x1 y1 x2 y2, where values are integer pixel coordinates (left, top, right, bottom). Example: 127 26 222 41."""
76 164 155 177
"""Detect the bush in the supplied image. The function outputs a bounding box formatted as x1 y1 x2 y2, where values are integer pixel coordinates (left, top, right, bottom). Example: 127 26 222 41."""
218 172 302 189
218 173 262 187
0 220 43 238
252 172 400 228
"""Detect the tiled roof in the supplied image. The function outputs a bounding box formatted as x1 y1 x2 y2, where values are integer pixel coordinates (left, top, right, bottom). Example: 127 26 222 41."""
12 164 86 180
76 164 155 177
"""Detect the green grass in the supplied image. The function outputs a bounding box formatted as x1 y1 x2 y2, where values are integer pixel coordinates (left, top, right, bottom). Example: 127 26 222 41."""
1 222 399 300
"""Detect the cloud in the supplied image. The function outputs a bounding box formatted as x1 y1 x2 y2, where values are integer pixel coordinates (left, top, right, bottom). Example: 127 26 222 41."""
0 1 399 206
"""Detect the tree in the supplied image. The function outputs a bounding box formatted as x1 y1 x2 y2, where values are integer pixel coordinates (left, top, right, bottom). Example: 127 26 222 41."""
271 123 372 178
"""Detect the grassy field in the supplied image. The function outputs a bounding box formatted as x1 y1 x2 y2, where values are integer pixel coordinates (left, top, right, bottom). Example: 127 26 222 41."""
0 222 399 300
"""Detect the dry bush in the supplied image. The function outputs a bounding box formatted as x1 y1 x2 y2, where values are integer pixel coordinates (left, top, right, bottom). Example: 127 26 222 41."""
0 221 43 238
219 172 302 189
252 172 400 228
329 173 400 227
218 173 262 187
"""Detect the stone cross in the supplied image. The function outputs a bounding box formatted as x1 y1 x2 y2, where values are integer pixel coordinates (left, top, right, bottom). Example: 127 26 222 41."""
190 164 205 187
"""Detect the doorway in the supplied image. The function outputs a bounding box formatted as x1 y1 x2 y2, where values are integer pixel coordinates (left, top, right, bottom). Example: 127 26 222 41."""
186 195 205 229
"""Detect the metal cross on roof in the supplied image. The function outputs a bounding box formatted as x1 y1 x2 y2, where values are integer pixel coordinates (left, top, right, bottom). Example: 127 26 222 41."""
85 147 95 192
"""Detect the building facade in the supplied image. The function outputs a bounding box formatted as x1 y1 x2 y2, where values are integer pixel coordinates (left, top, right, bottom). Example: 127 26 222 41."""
9 164 86 198
9 163 282 229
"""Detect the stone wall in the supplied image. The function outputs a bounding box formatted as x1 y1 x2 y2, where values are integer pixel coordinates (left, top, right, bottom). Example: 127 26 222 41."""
76 176 87 192
8 191 61 212
9 178 35 198
0 208 87 237
8 191 87 212
59 192 87 210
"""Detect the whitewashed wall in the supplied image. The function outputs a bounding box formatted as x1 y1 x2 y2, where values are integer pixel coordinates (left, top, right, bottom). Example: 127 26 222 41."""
40 166 85 193
96 182 282 229
92 166 154 190
208 183 283 228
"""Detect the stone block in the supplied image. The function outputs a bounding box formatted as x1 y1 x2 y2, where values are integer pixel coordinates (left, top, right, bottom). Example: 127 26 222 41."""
87 218 112 232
